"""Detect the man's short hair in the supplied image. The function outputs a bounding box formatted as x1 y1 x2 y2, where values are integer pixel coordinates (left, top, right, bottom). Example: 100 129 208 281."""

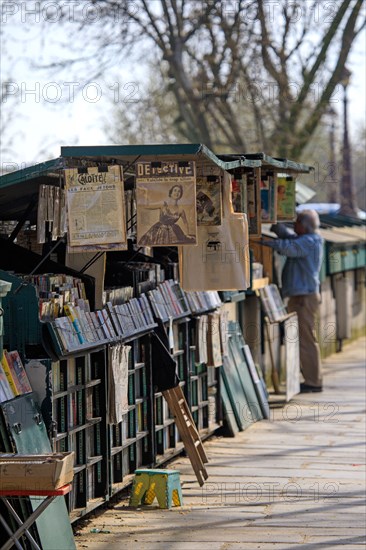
297 210 320 233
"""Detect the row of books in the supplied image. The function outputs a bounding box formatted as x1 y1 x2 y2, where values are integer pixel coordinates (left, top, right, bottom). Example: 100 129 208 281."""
185 290 221 314
23 274 85 295
40 296 91 322
22 274 88 322
25 274 86 302
147 280 190 321
258 284 288 323
51 295 157 353
0 350 33 403
49 283 223 354
103 286 134 306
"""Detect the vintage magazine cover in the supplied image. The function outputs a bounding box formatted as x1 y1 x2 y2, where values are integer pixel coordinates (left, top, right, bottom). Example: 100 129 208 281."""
65 165 126 247
231 174 246 214
277 175 296 221
260 171 277 223
246 168 261 236
196 176 222 225
136 161 197 246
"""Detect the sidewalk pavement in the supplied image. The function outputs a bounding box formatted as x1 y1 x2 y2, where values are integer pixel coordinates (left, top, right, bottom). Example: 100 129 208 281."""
75 337 366 550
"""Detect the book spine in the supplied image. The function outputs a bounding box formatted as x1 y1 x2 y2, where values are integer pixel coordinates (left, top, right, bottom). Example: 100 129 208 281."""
106 302 123 337
159 283 175 317
263 286 278 322
1 352 20 396
4 350 24 395
0 378 8 403
101 309 117 339
12 352 32 393
59 316 79 351
129 298 144 329
64 304 85 344
77 308 95 343
0 365 13 401
147 290 159 319
89 311 105 341
84 311 99 342
163 281 180 316
169 280 185 315
152 288 168 320
125 302 139 331
51 319 68 353
137 296 151 326
97 310 112 339
143 294 155 325
115 304 126 334
52 361 60 392
121 303 135 334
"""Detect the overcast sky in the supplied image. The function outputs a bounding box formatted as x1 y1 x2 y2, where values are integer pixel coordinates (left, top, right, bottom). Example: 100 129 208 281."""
1 1 365 170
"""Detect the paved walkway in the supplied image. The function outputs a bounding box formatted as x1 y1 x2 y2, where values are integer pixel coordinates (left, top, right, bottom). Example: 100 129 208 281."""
75 337 366 550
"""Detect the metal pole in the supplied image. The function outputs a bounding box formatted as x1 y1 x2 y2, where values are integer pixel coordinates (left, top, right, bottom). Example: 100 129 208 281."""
327 109 338 203
339 72 357 216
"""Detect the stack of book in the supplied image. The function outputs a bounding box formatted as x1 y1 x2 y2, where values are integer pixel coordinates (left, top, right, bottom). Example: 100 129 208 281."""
22 273 88 321
147 280 190 321
103 286 134 306
0 350 33 403
105 295 156 337
185 290 221 314
50 295 157 354
259 284 287 323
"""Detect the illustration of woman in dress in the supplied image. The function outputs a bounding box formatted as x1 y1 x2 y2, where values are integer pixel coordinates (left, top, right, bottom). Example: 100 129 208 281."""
139 184 196 245
196 191 216 223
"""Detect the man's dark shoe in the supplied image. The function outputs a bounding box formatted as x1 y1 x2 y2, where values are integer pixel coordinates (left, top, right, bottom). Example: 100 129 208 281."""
300 383 323 393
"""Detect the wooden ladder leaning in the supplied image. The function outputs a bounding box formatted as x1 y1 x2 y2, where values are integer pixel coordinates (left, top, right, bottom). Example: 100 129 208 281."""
162 385 209 486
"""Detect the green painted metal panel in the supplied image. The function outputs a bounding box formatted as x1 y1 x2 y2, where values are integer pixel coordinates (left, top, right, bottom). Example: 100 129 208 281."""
356 246 366 268
0 158 63 190
2 394 76 550
0 270 41 355
61 143 203 158
221 321 264 430
319 253 327 282
60 143 259 170
326 245 343 275
219 373 240 436
325 242 365 274
228 330 263 423
238 153 313 173
342 249 357 271
221 357 251 431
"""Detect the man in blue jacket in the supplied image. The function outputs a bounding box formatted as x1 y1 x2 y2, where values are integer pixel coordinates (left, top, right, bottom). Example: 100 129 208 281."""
262 210 324 393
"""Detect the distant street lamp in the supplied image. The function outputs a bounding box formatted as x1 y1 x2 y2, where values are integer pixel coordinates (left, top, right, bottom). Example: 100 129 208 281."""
327 106 338 204
339 67 357 217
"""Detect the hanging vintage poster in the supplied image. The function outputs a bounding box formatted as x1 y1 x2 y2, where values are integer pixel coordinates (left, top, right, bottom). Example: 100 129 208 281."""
196 176 222 225
260 171 277 223
65 165 126 247
277 175 296 221
246 168 261 237
231 174 246 214
136 161 197 246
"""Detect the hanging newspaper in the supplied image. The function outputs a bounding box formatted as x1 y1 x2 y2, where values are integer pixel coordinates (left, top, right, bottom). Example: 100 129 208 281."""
196 176 222 226
65 165 127 249
276 175 296 221
260 171 277 223
136 161 197 246
246 168 261 237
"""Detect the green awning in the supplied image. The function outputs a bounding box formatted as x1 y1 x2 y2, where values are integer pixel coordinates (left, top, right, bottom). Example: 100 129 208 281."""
217 152 313 173
60 143 261 171
0 143 312 223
